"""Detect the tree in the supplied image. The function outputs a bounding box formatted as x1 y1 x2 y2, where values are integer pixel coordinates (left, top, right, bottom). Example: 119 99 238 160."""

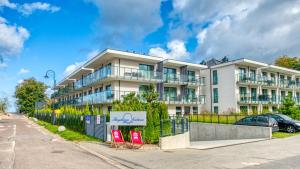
275 55 300 71
142 84 159 103
15 78 47 115
0 97 8 113
278 95 300 118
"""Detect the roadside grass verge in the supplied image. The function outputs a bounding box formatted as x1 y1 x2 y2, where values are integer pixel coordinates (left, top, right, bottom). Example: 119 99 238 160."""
36 120 100 142
187 115 246 124
272 132 300 138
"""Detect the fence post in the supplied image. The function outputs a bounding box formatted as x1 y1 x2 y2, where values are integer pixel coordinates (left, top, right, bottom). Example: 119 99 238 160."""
226 115 229 124
172 119 176 135
218 115 220 124
181 118 184 134
160 119 163 137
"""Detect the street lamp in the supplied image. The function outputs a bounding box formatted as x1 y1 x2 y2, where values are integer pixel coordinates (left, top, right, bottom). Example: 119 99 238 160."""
44 70 56 88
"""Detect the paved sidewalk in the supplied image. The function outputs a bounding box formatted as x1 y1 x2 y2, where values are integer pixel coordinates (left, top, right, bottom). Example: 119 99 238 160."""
79 135 300 169
189 138 268 150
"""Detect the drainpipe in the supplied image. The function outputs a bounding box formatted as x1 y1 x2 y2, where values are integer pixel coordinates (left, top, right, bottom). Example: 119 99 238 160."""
210 68 213 113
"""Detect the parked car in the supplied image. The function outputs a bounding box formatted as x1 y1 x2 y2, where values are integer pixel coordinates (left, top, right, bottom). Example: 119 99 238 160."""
234 115 279 132
262 114 300 133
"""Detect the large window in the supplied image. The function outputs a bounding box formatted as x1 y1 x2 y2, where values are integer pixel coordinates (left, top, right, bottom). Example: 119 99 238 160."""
240 106 248 114
164 67 176 81
184 106 190 115
193 107 198 114
239 68 246 81
139 64 154 79
250 69 256 81
164 87 177 101
187 88 196 101
187 71 195 82
213 106 219 114
212 70 218 85
239 87 247 101
213 88 218 103
176 107 182 115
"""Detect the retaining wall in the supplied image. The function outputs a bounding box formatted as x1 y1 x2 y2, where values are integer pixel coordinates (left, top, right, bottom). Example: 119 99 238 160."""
159 132 190 150
190 122 272 141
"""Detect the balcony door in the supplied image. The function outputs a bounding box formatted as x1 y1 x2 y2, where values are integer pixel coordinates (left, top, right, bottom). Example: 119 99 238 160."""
164 67 176 81
164 87 177 101
251 88 257 101
139 64 154 79
239 87 247 101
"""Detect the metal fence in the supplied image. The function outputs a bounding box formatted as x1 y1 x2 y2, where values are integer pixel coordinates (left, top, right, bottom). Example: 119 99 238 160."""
85 115 107 141
183 114 246 124
160 116 189 137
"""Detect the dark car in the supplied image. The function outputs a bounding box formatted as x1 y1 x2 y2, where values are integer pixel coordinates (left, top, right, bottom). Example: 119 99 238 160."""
262 114 300 133
234 115 279 132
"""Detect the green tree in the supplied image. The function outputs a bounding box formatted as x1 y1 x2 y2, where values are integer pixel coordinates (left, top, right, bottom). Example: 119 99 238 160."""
278 95 300 119
0 97 8 113
142 84 159 103
15 78 47 116
275 55 300 71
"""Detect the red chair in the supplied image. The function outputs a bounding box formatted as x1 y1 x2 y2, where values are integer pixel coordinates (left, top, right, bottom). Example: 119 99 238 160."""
111 130 125 149
130 131 144 149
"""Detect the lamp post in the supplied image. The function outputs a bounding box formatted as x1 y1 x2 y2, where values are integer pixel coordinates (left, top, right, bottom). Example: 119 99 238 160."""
44 70 56 88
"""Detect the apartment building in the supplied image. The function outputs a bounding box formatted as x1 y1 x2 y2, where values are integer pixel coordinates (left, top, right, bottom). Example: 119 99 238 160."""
204 59 300 114
53 49 207 115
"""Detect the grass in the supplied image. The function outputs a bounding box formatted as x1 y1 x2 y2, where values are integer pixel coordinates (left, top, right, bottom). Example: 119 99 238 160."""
36 120 100 142
272 132 300 138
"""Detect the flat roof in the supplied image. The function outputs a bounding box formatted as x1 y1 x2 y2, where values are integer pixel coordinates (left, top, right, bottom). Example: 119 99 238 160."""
57 49 207 86
210 58 300 75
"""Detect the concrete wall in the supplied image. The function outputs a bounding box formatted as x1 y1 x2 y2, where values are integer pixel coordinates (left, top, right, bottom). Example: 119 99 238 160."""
159 132 190 150
190 122 272 141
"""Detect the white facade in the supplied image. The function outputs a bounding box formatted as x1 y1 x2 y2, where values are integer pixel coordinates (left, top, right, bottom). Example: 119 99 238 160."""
204 59 300 114
54 50 300 115
54 49 207 115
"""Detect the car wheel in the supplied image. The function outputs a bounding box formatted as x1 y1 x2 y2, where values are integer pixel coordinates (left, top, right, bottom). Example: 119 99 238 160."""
286 126 295 133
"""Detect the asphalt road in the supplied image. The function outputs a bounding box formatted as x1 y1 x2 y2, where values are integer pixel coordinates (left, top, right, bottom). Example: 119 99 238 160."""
0 114 116 169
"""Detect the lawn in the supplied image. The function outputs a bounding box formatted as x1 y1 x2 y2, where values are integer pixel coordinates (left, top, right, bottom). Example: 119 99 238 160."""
272 132 300 138
36 120 100 142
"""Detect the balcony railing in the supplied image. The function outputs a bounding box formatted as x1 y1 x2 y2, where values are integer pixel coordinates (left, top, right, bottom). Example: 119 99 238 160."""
237 73 300 89
163 74 205 86
238 94 300 105
57 90 205 106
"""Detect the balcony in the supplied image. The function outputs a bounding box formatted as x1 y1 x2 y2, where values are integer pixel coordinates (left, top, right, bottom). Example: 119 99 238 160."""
163 95 206 105
236 74 260 85
51 87 74 98
238 94 279 104
163 74 205 86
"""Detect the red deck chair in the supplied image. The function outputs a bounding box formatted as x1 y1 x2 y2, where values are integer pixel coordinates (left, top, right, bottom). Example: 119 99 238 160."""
111 130 125 149
130 131 144 149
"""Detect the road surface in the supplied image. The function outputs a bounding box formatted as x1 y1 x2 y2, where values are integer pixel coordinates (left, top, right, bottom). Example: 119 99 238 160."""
0 114 116 169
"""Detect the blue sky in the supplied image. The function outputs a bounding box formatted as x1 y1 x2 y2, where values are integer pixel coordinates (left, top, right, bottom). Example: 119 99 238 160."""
1 0 300 111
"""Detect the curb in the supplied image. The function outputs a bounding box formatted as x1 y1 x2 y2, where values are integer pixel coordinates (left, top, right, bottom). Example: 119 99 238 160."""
74 143 131 169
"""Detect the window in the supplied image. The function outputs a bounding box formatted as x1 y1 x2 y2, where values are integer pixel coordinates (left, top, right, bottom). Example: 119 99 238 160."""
257 116 268 123
212 70 218 85
251 106 258 114
187 71 195 82
139 85 149 94
240 87 247 101
262 72 268 81
240 106 248 114
270 73 276 82
193 107 198 114
139 64 154 79
164 67 176 81
263 106 269 112
164 87 177 101
187 88 196 101
176 107 182 115
251 88 257 101
271 90 276 102
184 106 190 115
239 68 246 81
213 106 219 114
250 69 256 81
213 88 218 103
272 106 277 112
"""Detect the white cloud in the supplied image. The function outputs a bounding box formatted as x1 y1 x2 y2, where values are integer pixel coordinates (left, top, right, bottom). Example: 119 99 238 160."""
0 17 29 57
87 0 162 47
18 68 30 75
17 79 24 84
87 49 100 59
0 0 16 9
170 0 300 61
18 2 60 16
0 63 7 68
64 61 84 76
149 40 190 60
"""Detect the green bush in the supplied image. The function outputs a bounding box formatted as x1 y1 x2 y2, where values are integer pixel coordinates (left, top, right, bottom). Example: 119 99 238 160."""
112 84 169 144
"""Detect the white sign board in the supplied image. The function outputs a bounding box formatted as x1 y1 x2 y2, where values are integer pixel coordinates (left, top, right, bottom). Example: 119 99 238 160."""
110 111 147 126
96 115 101 124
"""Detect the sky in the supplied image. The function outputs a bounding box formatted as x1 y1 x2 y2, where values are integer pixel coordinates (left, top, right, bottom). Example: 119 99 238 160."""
1 0 300 111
